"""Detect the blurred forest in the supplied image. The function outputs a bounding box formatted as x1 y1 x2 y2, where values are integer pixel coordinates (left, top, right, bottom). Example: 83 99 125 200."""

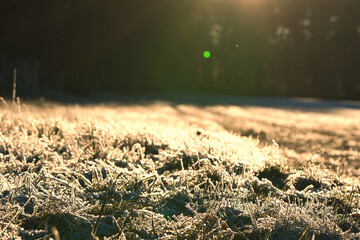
1 0 360 99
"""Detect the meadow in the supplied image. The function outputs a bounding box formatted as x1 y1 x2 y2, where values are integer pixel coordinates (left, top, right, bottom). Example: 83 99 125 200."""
0 96 359 239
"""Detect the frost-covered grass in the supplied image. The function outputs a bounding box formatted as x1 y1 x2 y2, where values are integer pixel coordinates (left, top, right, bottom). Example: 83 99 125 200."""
0 98 359 239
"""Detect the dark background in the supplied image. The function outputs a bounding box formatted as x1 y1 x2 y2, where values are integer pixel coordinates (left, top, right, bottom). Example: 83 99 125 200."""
1 0 360 100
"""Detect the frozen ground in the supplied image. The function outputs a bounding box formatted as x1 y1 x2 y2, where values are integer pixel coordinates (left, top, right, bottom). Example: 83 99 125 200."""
0 94 359 239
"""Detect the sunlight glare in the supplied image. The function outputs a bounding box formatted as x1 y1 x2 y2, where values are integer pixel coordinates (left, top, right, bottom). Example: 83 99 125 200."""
237 0 265 12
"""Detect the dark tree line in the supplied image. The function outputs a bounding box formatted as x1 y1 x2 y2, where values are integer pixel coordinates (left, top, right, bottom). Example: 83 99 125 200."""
1 0 360 99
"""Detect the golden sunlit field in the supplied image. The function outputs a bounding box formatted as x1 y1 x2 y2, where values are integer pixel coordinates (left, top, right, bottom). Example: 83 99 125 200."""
0 96 360 239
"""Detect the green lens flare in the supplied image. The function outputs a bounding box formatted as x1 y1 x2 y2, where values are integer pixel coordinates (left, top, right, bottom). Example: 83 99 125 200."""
203 51 211 58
